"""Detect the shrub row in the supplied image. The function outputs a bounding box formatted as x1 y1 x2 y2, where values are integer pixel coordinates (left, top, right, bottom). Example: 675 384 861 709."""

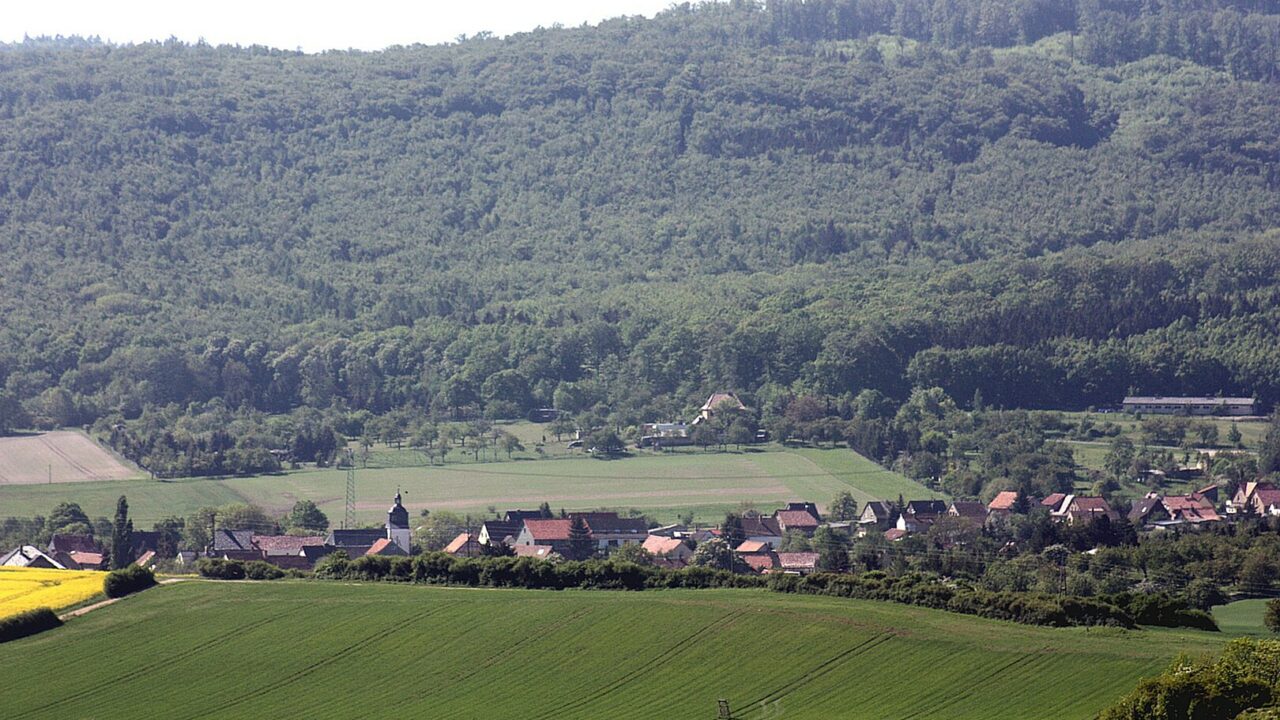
0 608 63 643
313 552 759 591
194 558 300 580
103 565 157 599
767 572 1138 629
1104 592 1219 632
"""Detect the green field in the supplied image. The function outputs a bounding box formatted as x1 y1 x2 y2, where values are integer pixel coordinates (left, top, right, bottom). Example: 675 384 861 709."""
0 445 938 526
1213 599 1273 637
0 580 1222 719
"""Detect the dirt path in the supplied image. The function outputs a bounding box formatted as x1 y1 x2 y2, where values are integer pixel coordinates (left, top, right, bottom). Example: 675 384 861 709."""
59 578 186 621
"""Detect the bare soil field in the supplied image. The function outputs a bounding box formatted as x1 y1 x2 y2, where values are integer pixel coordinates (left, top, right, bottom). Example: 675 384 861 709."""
0 431 137 485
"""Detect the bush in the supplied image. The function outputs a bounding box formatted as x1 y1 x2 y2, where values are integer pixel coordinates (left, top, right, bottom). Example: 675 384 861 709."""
243 561 286 580
103 565 157 598
0 608 63 643
1266 600 1280 634
1106 592 1219 631
196 558 246 580
1099 639 1280 720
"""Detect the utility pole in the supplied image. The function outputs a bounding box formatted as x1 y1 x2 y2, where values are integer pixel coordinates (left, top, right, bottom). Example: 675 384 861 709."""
344 448 356 530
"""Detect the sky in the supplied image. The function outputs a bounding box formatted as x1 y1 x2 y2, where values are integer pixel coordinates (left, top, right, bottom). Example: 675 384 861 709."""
2 0 679 53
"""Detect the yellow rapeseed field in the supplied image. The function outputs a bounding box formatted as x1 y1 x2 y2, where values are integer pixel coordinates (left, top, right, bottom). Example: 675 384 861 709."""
0 566 104 619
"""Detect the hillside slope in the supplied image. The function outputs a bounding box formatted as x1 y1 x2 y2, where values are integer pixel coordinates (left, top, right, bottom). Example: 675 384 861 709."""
0 581 1222 719
1 1 1278 432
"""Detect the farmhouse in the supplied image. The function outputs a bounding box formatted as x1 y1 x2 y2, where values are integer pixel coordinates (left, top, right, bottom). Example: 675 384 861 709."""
574 512 648 551
739 513 783 547
478 510 545 546
444 532 482 557
516 519 573 555
947 501 988 527
641 535 692 567
857 501 894 536
693 392 747 424
1053 495 1120 525
1121 396 1256 416
211 529 261 561
986 491 1028 518
775 507 822 536
1228 482 1280 516
0 545 65 569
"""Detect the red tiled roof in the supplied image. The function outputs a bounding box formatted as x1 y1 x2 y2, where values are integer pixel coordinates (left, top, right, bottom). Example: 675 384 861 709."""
988 491 1019 511
776 552 818 570
775 510 820 529
742 553 778 573
133 550 156 567
734 540 770 554
366 538 393 555
444 533 476 555
253 535 326 556
642 536 685 556
523 519 573 541
68 551 104 567
1070 496 1113 512
1041 493 1067 509
884 528 907 541
1255 489 1280 507
701 392 746 412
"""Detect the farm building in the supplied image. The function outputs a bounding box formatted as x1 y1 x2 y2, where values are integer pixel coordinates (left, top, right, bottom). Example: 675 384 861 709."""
692 392 747 424
1121 396 1256 416
444 533 482 557
0 545 65 569
516 519 573 555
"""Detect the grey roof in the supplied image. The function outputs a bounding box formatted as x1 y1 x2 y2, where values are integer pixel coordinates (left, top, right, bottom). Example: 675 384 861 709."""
906 500 948 516
860 501 892 522
326 529 386 547
212 529 255 552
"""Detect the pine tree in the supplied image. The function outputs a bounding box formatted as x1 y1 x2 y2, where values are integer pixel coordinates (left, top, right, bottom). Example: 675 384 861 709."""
110 495 133 570
568 515 594 560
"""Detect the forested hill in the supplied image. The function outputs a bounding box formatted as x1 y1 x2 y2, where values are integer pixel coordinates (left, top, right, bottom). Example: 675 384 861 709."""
1 0 1280 432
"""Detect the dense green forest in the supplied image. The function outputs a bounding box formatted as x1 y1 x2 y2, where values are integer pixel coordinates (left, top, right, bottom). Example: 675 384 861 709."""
1 0 1279 452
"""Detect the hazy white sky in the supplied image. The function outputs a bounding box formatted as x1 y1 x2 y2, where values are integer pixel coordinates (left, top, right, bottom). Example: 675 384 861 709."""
2 1 679 52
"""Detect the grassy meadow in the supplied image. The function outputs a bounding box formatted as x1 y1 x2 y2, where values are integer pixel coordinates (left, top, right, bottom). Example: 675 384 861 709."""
0 580 1223 719
0 442 938 527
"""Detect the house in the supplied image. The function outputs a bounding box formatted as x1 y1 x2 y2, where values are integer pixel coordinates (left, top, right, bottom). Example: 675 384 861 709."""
1129 496 1170 527
254 535 327 558
642 535 692 567
1228 482 1280 516
65 551 106 570
776 552 819 575
739 513 783 548
1194 483 1221 506
324 528 387 558
444 532 483 557
0 545 65 569
775 507 822 536
857 501 894 536
366 538 409 557
638 422 693 447
693 392 747 425
742 552 779 574
947 501 988 527
1054 495 1120 525
1162 495 1221 524
733 540 771 555
987 491 1025 518
884 528 908 542
1121 396 1256 416
1040 493 1068 513
515 519 573 555
513 545 556 560
48 533 102 556
897 499 947 533
478 510 547 547
572 512 648 552
211 529 262 561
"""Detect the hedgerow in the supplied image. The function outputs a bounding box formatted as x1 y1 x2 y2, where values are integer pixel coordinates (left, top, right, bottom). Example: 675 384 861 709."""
103 565 156 599
0 607 63 643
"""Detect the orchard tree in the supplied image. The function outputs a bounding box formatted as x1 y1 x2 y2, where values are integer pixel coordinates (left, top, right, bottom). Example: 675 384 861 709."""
287 500 329 533
828 491 859 521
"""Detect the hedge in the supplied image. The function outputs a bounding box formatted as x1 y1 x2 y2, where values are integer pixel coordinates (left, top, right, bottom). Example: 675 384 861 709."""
0 608 63 643
196 558 247 580
103 565 157 599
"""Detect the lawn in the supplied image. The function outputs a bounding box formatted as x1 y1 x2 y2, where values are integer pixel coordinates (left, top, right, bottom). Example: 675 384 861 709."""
1213 599 1274 637
0 580 1223 719
0 445 937 526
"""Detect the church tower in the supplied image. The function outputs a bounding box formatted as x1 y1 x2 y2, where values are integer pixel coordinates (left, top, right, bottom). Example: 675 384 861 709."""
387 490 411 554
